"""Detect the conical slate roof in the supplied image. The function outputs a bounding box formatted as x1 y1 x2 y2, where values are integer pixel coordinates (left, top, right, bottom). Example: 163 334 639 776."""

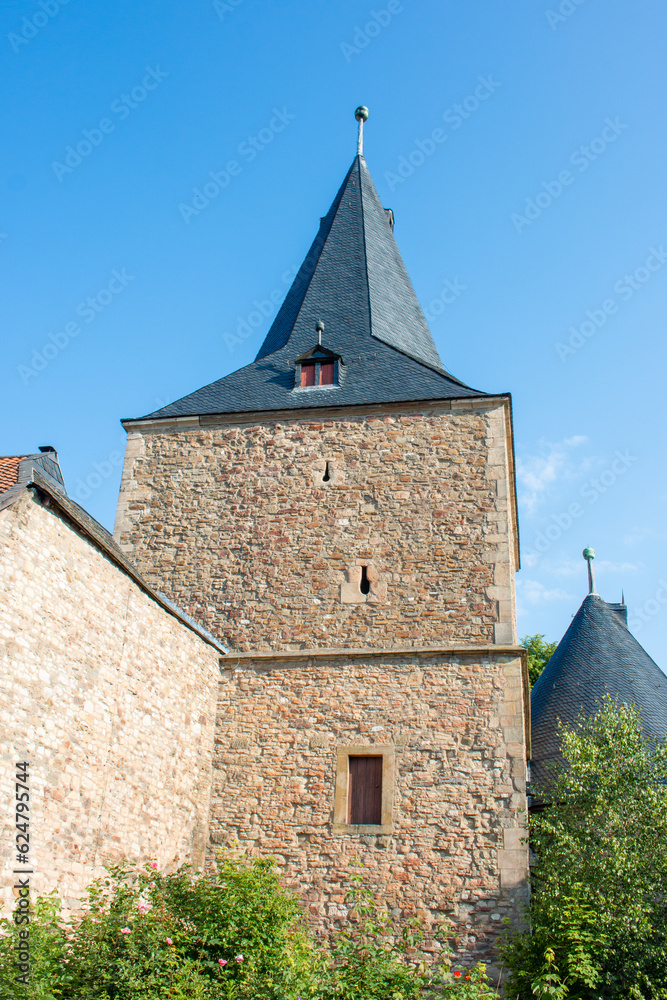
137 155 485 421
531 594 667 787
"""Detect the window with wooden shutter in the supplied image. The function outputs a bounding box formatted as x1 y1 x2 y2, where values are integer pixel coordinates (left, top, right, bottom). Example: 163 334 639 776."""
300 363 316 387
333 745 395 834
319 361 335 385
348 755 382 825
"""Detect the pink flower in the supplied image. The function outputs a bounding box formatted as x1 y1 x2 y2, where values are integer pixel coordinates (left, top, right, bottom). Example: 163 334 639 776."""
235 954 244 962
137 902 152 914
166 937 173 946
149 882 156 889
218 958 227 966
120 927 131 935
150 862 158 869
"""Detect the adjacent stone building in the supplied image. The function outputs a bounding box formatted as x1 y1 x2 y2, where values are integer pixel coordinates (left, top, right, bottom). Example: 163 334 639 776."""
113 130 530 962
0 450 225 916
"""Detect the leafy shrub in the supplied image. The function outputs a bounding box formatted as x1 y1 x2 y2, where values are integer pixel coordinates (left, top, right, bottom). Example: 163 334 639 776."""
0 855 499 999
503 698 667 999
323 864 497 999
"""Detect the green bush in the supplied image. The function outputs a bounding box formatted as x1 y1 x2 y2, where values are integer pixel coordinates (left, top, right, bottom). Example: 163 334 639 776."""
320 863 497 999
503 698 667 999
0 855 498 999
0 856 322 1000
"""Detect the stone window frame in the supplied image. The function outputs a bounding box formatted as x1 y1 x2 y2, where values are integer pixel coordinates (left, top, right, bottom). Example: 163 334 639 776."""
332 744 395 835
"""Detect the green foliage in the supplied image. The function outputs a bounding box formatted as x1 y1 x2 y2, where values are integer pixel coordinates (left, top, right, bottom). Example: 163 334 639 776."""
0 856 322 1000
504 697 667 999
0 892 66 1000
0 857 500 999
520 634 557 687
323 863 497 999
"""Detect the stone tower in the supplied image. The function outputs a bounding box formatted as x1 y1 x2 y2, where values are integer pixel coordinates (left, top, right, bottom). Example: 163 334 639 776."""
114 114 528 967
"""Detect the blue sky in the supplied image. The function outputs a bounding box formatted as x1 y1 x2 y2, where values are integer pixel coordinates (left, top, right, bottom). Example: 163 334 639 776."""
2 0 666 665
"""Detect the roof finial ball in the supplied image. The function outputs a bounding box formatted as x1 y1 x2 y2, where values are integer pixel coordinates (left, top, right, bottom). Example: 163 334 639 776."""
355 105 369 156
583 547 597 596
316 319 324 345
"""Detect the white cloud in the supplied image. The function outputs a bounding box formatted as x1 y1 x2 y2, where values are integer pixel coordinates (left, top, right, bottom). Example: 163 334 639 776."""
516 436 589 516
623 525 667 547
517 579 572 606
552 558 639 579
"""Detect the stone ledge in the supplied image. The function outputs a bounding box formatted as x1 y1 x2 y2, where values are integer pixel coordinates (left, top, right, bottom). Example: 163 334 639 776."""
121 394 513 432
222 643 526 665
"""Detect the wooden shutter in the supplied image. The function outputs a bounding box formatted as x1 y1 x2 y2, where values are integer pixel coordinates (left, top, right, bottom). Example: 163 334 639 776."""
319 361 335 385
348 756 382 824
301 363 316 387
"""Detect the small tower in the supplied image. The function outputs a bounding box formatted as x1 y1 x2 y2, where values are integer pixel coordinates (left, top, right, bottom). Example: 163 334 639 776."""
114 109 528 967
531 549 667 787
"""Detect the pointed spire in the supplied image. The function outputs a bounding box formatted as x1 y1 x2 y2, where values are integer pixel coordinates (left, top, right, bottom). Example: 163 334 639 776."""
583 547 597 595
138 111 486 421
355 105 369 156
255 151 449 374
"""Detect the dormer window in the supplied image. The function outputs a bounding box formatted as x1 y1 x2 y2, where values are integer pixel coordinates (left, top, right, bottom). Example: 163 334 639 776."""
294 344 343 391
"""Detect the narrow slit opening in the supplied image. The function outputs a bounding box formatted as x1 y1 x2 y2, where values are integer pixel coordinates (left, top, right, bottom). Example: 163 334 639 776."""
322 462 331 483
360 565 370 595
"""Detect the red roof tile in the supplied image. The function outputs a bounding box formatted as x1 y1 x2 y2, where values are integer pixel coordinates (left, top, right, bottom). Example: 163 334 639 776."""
0 456 26 493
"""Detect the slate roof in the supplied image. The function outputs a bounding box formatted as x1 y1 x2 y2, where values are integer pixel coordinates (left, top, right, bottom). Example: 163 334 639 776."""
132 154 488 422
0 451 67 510
531 593 667 787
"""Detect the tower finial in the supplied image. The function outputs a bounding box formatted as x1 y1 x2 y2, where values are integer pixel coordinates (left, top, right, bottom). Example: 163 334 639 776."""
583 547 597 595
316 319 324 345
355 106 369 156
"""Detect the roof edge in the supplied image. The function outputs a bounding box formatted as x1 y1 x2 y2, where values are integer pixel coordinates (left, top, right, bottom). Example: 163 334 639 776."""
121 390 510 430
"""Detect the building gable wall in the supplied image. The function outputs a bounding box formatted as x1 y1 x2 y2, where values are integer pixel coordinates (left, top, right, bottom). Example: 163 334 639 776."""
0 492 220 913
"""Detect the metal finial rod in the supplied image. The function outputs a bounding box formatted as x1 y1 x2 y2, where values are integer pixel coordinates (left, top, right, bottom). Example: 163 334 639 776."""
316 319 324 345
355 106 369 156
583 547 597 595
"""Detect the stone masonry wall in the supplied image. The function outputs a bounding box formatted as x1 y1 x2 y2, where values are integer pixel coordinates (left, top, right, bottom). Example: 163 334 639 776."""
0 492 220 915
114 398 518 652
210 647 529 968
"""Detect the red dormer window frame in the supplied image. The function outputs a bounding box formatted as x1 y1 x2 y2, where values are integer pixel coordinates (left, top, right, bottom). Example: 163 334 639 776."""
300 360 335 387
294 345 342 391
